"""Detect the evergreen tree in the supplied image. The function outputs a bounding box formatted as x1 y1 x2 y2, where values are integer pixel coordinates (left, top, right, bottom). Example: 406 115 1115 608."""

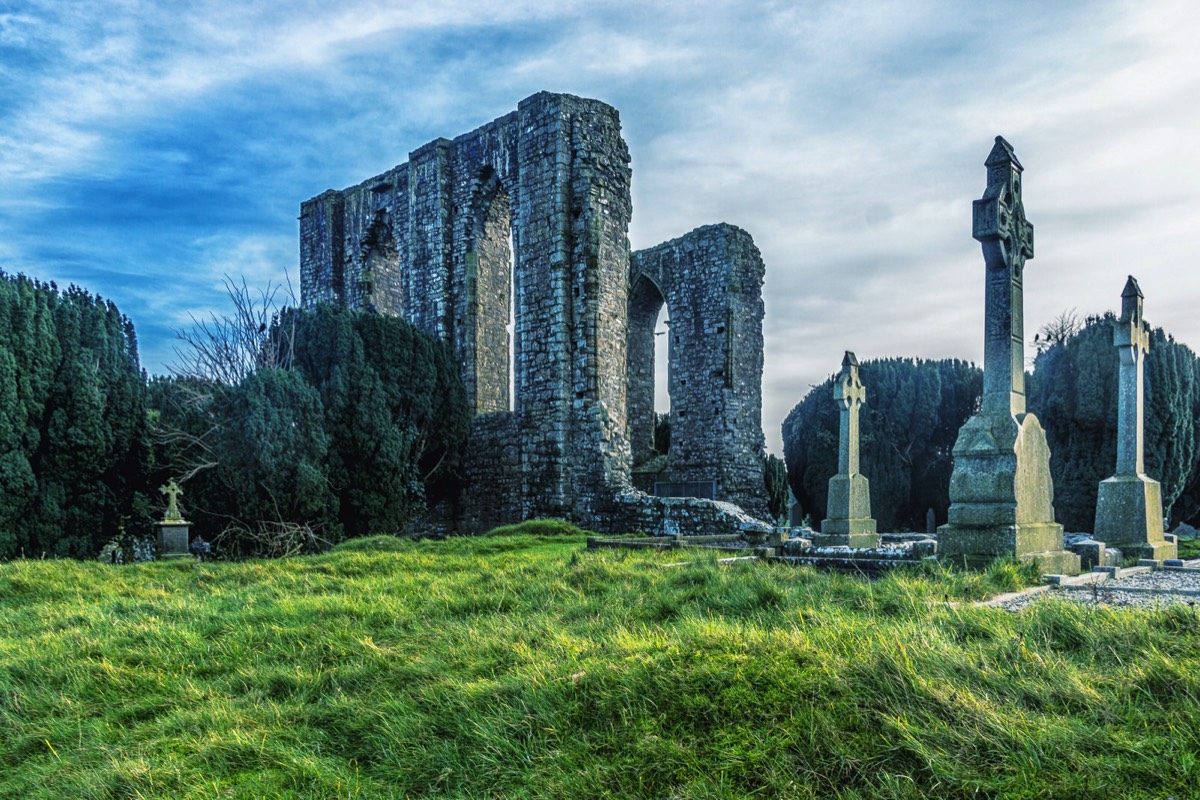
762 453 789 525
152 302 471 549
1029 315 1200 530
289 305 423 537
216 368 336 535
782 358 981 531
352 309 469 507
0 273 149 558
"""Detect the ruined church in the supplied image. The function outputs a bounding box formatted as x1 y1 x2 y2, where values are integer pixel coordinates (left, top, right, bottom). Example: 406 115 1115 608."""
300 92 770 534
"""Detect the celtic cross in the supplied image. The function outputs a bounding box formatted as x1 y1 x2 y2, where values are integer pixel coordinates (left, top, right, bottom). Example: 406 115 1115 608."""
973 136 1035 417
833 351 866 476
160 479 184 523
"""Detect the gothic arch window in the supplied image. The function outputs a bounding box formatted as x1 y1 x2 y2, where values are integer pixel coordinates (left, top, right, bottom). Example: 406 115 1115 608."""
627 272 669 464
359 210 398 313
469 168 516 414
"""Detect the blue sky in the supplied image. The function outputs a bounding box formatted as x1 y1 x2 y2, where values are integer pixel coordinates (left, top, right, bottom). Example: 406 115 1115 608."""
3 0 1198 452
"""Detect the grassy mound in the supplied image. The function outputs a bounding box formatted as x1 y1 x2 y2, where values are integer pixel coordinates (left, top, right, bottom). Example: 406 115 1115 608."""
2 534 1198 798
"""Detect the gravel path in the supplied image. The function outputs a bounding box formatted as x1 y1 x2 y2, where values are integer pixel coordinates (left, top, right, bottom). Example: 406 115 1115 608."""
985 562 1200 611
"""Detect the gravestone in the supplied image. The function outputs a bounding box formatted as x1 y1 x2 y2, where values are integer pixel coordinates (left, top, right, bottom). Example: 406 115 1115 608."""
788 500 804 528
937 137 1079 573
156 479 192 560
816 352 879 547
1093 277 1176 560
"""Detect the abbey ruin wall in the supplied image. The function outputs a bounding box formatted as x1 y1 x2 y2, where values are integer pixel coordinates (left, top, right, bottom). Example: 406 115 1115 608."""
300 92 771 533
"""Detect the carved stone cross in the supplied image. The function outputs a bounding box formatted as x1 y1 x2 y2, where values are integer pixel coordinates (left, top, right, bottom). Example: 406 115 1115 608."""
833 351 866 476
973 135 1034 417
1115 275 1149 475
160 479 184 523
818 350 877 547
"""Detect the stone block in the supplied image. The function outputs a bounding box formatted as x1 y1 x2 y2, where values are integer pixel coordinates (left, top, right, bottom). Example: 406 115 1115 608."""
1069 538 1106 571
911 538 938 559
156 522 191 560
938 522 1064 558
1094 475 1174 558
812 531 880 549
782 537 811 555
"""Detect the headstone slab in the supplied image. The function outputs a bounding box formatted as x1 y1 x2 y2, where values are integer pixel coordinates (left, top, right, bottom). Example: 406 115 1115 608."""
1092 276 1176 560
788 500 804 528
817 351 879 548
938 137 1079 574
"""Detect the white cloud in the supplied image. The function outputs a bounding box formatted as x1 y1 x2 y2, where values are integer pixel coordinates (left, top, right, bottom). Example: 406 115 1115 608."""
3 0 1199 454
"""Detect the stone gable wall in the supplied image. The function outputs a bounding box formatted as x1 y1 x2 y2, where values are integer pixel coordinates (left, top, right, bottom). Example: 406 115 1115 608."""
629 225 770 518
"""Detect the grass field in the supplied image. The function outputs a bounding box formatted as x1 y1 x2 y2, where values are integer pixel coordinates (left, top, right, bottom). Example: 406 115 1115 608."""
2 523 1199 799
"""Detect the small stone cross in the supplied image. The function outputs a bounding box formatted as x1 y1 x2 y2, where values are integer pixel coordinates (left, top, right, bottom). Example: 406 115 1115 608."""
833 351 866 475
160 479 184 523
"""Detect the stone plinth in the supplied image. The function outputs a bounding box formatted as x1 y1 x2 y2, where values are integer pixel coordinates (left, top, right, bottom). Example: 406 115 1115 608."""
815 473 878 547
156 522 191 560
1095 475 1175 560
938 412 1078 572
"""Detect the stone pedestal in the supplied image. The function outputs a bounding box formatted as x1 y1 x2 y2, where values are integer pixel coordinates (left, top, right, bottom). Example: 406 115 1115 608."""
938 411 1079 573
156 522 191 560
1095 475 1175 560
816 474 878 547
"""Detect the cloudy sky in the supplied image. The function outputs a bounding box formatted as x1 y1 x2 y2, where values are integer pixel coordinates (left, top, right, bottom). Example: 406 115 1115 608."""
3 0 1198 452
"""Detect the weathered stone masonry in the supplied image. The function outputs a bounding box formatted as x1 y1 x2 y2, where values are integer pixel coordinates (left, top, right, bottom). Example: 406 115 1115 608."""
628 226 769 519
300 92 770 532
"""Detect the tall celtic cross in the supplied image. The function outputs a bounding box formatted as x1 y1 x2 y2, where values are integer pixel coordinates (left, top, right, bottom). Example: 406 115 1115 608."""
1115 276 1149 476
834 351 866 475
973 136 1034 417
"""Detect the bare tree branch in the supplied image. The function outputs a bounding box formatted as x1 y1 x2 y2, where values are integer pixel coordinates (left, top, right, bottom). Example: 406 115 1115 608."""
1034 308 1082 353
168 274 296 384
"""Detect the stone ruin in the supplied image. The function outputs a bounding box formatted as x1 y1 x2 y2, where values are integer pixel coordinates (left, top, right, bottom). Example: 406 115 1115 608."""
300 92 771 535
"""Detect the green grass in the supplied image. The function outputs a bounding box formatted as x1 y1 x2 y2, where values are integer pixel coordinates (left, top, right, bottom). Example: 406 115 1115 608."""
1177 537 1200 559
2 526 1199 798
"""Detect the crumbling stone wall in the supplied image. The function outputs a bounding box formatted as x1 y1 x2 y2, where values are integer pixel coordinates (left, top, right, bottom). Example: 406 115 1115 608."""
300 91 769 533
628 225 770 518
